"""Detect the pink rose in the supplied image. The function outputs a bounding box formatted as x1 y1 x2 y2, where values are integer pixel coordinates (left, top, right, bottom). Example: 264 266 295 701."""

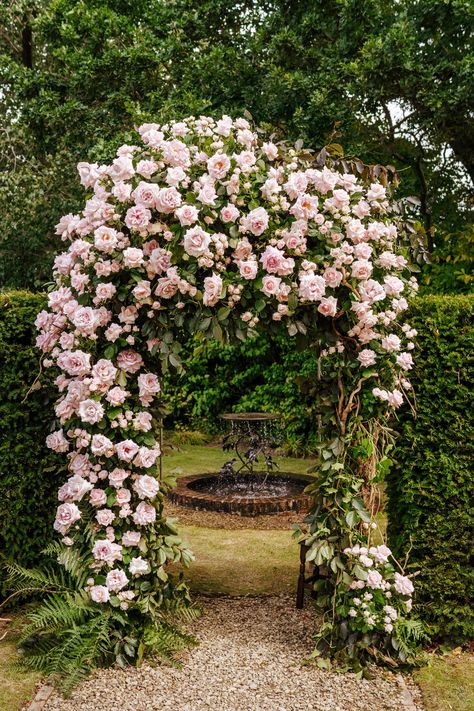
298 274 326 301
136 159 158 178
122 531 141 547
123 247 144 268
77 161 100 188
155 277 178 299
91 434 114 456
366 570 384 589
357 349 377 367
92 538 123 565
183 226 211 257
396 352 413 371
241 207 269 236
261 275 282 296
207 152 231 179
116 439 139 462
155 186 182 214
96 508 115 526
94 227 119 253
129 556 150 576
90 488 107 507
109 156 135 183
91 359 117 387
162 139 191 168
317 296 338 317
132 280 152 301
134 446 159 469
106 569 129 592
78 399 104 424
132 502 156 526
394 573 414 596
125 206 151 231
57 350 91 377
351 260 373 280
260 246 285 274
117 349 143 373
90 585 110 603
262 142 278 160
203 274 223 307
137 373 160 404
134 474 159 499
115 488 131 505
46 429 69 453
220 204 240 223
106 386 129 406
54 502 81 532
108 468 130 488
58 474 92 502
238 260 258 280
132 181 161 208
323 267 343 288
175 204 199 226
381 334 401 352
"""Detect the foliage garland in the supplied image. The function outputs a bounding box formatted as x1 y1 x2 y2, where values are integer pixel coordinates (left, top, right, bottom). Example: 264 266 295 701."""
29 114 425 681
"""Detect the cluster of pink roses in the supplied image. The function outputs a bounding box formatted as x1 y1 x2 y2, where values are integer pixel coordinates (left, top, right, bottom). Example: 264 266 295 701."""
36 114 417 611
343 543 414 634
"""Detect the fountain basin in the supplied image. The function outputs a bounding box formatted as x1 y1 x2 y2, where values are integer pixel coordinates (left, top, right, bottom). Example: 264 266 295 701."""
168 472 314 516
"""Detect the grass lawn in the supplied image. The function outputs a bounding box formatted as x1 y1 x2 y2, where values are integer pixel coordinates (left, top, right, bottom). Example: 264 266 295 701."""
414 653 474 711
0 636 40 711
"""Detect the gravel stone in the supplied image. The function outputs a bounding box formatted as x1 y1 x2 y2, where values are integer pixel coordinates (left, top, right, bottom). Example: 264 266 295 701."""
44 596 424 711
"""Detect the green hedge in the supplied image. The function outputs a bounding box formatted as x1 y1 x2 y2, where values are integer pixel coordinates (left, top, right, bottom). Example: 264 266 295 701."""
0 291 62 593
386 295 474 642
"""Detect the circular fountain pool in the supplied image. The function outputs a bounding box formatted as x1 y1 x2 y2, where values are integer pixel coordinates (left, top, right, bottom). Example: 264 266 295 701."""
168 472 313 516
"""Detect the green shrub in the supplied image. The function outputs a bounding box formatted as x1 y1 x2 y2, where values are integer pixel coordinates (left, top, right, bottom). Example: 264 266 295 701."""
0 291 61 594
386 295 474 642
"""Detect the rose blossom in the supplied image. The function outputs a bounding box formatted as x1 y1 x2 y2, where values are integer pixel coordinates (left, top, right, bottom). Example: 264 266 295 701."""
203 274 223 306
134 446 159 469
106 569 129 592
122 247 144 268
78 399 105 424
323 267 343 288
108 468 129 487
115 488 131 506
220 204 240 222
46 429 69 453
58 474 92 502
207 152 231 179
133 502 156 526
57 350 91 376
125 206 151 231
318 296 338 317
366 570 384 589
106 386 129 405
134 474 160 499
238 260 258 280
96 508 115 526
54 503 81 532
261 275 282 296
155 186 182 213
90 434 114 456
381 334 401 352
175 204 199 226
91 359 117 387
94 226 118 253
117 349 143 373
122 531 141 546
183 226 211 257
394 573 414 596
92 539 123 564
90 585 110 603
116 439 140 462
299 274 326 301
357 349 377 367
129 556 150 576
396 352 413 371
90 488 107 507
351 260 373 280
137 373 161 403
240 207 269 236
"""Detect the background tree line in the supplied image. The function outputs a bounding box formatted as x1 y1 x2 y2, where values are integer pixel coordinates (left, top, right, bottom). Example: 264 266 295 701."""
0 0 472 292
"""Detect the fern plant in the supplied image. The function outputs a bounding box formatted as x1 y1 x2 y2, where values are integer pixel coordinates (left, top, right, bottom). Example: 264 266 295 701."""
2 543 199 695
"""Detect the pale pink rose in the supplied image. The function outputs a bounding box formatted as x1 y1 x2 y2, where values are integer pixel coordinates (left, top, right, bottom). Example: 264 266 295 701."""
109 156 135 183
234 150 256 170
260 246 285 274
183 226 211 257
132 502 156 526
115 488 131 505
132 181 161 208
354 243 372 260
129 556 150 576
136 159 158 177
118 305 138 325
203 274 223 307
71 306 98 335
70 453 92 477
155 277 178 299
105 569 128 593
367 183 386 201
318 296 338 317
106 386 129 405
134 474 159 500
112 182 133 202
58 474 92 502
155 186 182 214
57 350 91 376
162 139 190 168
54 252 74 275
207 152 231 179
96 508 115 526
59 332 75 350
94 226 119 253
290 194 318 220
123 247 144 268
381 334 401 352
122 531 141 547
197 183 217 206
366 570 384 589
396 352 413 371
92 539 123 564
137 373 160 403
233 238 252 260
132 280 152 301
108 468 129 488
134 446 159 469
238 260 258 280
175 204 199 226
261 275 282 296
351 260 373 280
373 545 391 564
117 349 143 373
133 412 153 432
388 389 404 408
91 434 114 456
90 585 110 603
284 171 308 199
215 115 233 136
298 274 326 301
116 439 139 462
241 207 269 236
46 430 69 453
358 279 386 304
105 323 122 342
90 488 107 507
148 248 172 274
78 399 104 424
165 166 186 185
394 573 414 596
262 142 278 160
125 206 151 231
220 204 240 223
77 161 100 187
54 502 81 531
357 349 377 367
384 275 404 297
91 359 117 387
323 267 343 288
95 282 116 303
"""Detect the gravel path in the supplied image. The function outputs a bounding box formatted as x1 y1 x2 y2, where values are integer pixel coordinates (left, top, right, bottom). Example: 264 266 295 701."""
45 596 423 711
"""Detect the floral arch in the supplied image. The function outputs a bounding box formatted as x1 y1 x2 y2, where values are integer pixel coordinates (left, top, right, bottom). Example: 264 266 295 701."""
35 114 420 671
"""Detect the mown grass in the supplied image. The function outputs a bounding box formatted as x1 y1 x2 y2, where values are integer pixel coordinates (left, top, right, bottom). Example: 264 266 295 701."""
0 635 40 711
414 653 474 711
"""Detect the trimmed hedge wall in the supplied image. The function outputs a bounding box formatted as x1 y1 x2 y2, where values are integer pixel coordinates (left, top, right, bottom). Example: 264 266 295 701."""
0 291 472 643
0 291 61 592
386 295 474 642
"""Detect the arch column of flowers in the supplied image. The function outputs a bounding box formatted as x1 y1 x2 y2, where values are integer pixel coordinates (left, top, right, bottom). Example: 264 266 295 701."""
35 114 422 671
